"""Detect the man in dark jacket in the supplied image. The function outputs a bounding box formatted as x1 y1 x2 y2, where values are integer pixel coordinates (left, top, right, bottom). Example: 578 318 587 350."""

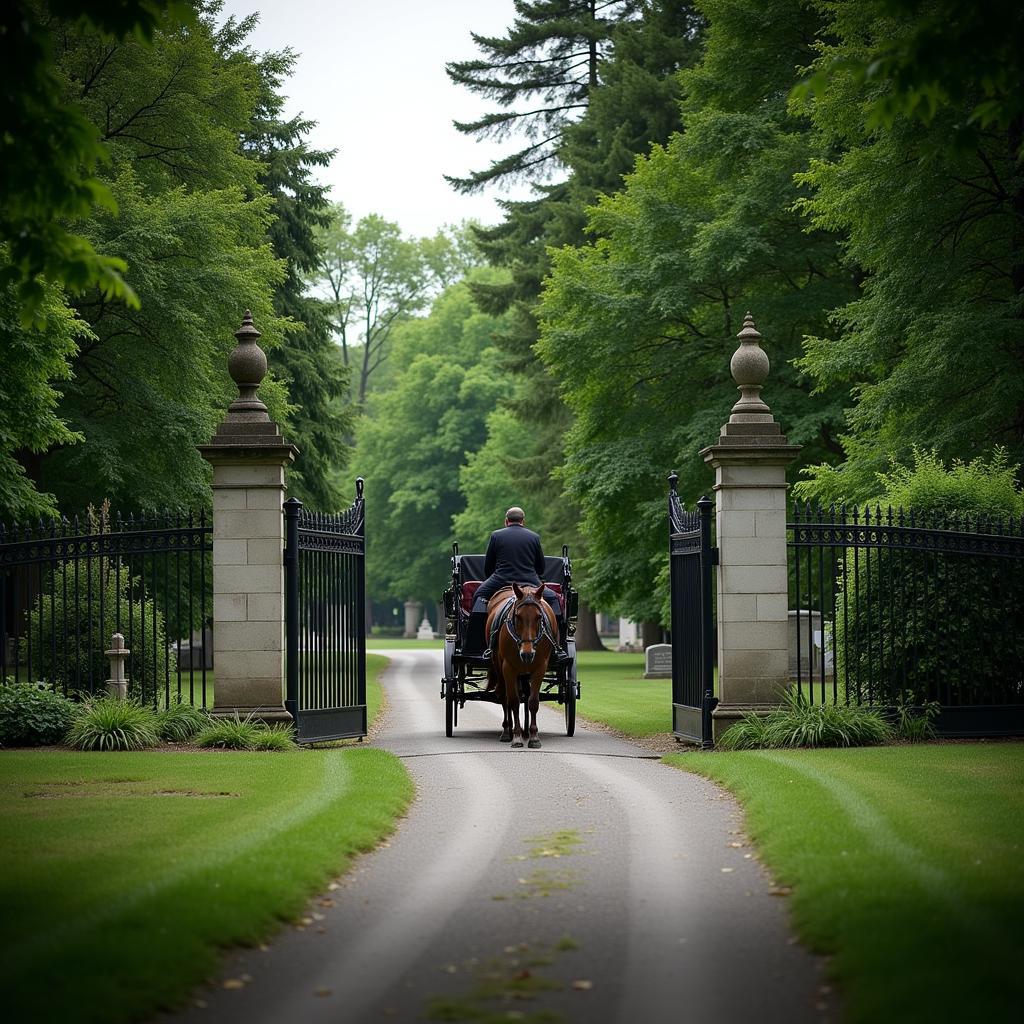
467 508 564 657
473 506 546 608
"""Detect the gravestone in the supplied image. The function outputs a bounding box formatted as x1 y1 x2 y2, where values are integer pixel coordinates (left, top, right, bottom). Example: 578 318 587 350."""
644 642 672 679
416 615 435 640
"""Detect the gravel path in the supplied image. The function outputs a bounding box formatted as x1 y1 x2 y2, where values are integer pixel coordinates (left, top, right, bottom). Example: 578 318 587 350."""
169 649 835 1023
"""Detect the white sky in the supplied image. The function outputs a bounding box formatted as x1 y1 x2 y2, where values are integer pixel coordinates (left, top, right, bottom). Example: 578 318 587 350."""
219 0 534 238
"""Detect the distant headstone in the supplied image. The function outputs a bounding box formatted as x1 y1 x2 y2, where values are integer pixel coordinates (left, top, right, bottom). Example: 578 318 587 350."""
416 615 435 640
644 643 672 679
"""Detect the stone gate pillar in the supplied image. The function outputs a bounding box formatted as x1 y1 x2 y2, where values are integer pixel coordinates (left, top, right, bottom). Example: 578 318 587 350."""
198 311 297 722
700 314 801 741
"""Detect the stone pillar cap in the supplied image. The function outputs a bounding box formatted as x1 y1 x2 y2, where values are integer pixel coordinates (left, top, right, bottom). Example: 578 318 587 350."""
199 310 298 462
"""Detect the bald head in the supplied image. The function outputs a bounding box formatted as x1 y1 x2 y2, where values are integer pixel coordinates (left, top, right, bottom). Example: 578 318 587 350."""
505 506 525 525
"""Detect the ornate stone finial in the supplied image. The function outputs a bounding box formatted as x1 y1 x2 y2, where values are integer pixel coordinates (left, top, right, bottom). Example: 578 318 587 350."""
729 312 771 417
227 310 269 416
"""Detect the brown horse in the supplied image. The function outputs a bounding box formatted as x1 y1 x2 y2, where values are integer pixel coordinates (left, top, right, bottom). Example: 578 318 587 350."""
486 583 557 748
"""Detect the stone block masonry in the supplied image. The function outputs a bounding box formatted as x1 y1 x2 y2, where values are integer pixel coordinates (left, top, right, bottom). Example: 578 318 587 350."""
700 313 801 741
198 311 297 723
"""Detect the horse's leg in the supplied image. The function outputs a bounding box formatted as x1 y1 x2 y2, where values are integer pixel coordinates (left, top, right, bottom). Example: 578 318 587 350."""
527 667 543 748
493 661 512 742
504 663 524 748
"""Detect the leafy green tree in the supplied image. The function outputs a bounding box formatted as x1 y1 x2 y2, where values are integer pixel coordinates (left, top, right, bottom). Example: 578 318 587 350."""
537 0 855 621
25 7 289 513
0 274 87 520
792 0 1024 501
315 206 474 402
0 1 193 323
355 277 513 608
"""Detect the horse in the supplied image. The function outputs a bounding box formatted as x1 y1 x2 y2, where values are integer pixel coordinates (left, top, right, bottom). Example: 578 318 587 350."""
485 582 558 748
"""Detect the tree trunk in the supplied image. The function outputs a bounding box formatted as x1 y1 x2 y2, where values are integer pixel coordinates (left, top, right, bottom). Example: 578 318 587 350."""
641 620 664 649
574 601 605 651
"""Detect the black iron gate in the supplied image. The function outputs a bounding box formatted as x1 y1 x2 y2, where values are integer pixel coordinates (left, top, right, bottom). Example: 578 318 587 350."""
284 480 366 743
668 473 717 746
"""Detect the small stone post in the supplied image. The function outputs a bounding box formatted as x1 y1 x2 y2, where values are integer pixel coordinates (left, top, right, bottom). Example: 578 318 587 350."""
198 311 297 723
105 633 129 700
700 313 801 741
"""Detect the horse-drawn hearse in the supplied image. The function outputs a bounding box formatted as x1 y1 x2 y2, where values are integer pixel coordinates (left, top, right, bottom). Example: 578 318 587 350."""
440 544 581 745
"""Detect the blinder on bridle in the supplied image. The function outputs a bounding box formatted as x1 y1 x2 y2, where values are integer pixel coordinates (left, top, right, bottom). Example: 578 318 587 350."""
505 593 553 653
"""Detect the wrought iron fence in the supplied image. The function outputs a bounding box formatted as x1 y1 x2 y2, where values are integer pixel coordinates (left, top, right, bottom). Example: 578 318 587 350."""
788 503 1024 735
0 507 213 707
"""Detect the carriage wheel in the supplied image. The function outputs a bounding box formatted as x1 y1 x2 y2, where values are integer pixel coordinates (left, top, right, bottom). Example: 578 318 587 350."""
562 669 576 736
445 680 455 737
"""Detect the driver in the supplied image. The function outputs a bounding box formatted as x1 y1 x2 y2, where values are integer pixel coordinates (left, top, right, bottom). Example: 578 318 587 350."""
468 507 564 657
473 506 545 609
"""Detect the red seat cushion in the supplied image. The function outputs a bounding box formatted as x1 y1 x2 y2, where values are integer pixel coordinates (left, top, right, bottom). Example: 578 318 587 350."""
461 580 563 615
461 581 481 614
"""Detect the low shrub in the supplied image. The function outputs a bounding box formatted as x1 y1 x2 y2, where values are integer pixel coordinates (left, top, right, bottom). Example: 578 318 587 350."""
194 714 296 751
155 700 209 742
66 698 160 751
892 696 941 742
0 681 79 746
249 724 297 751
720 691 893 750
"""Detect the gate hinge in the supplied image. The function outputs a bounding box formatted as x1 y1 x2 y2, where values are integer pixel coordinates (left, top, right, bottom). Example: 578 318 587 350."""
711 547 720 566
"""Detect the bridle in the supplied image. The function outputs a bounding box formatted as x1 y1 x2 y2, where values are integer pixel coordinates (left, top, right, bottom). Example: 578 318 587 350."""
505 594 554 654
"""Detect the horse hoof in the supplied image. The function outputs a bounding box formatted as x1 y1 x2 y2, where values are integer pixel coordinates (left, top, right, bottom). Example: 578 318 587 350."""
511 739 524 748
528 738 541 749
500 730 512 743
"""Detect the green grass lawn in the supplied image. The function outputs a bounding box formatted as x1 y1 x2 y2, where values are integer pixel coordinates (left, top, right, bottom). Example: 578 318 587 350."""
575 650 665 735
0 654 411 1024
366 636 441 649
668 744 1024 1023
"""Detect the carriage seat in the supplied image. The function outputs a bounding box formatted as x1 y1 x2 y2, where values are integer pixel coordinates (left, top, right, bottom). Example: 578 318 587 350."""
460 581 563 615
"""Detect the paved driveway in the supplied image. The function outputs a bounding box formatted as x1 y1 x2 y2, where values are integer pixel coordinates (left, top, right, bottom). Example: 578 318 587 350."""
169 649 834 1023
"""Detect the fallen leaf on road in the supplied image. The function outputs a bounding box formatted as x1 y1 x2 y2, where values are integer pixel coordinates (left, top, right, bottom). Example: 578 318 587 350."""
571 980 593 991
769 886 793 896
728 841 743 848
315 987 331 998
222 979 245 990
720 867 734 873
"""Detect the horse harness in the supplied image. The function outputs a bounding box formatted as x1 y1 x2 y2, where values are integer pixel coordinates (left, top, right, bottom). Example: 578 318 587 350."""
488 593 555 657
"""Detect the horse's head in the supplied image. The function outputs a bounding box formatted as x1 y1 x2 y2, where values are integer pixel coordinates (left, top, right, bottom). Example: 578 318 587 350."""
509 583 551 666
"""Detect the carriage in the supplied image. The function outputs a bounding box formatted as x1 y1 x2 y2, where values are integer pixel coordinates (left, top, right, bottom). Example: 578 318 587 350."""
440 543 581 738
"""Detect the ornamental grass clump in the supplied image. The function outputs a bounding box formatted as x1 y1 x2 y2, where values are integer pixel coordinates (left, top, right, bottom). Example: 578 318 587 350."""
66 698 160 751
194 713 296 751
720 691 892 750
155 700 209 742
0 681 78 746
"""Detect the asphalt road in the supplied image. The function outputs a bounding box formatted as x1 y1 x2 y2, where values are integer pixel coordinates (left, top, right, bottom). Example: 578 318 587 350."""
170 649 835 1024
